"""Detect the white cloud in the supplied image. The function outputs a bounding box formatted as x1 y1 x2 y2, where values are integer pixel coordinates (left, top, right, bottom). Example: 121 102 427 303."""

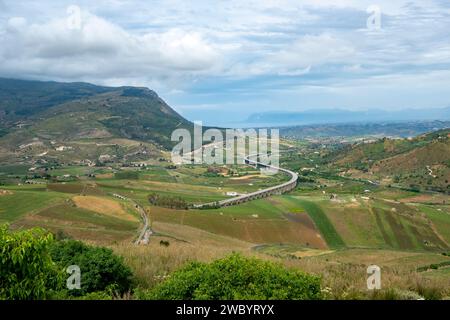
6 16 27 30
271 34 355 69
0 10 221 85
0 0 449 121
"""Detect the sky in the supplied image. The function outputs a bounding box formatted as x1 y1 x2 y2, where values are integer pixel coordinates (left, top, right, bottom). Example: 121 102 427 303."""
0 0 450 126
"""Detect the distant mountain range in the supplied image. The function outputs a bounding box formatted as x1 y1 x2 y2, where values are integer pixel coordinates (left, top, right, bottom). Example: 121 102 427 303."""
281 121 450 139
246 107 450 127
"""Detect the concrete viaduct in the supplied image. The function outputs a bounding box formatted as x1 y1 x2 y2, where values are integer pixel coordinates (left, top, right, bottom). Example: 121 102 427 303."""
194 154 298 209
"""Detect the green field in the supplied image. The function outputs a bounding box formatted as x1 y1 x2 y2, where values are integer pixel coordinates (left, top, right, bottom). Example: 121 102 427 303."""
35 203 138 232
0 164 31 175
0 189 68 223
290 197 346 249
1 154 449 254
419 205 450 244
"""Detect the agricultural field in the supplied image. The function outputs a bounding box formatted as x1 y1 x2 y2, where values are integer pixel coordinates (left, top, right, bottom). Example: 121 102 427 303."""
2 155 449 252
1 134 449 300
1 180 141 243
0 187 69 223
149 197 328 248
0 163 293 243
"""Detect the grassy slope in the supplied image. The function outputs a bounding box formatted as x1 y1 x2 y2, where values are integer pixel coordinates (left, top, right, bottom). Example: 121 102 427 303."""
287 189 450 252
419 205 450 244
149 195 328 248
0 182 140 243
290 197 346 249
0 189 68 223
328 129 450 191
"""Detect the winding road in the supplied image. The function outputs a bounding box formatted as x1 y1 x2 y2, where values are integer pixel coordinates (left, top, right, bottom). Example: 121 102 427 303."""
112 193 152 245
133 200 152 245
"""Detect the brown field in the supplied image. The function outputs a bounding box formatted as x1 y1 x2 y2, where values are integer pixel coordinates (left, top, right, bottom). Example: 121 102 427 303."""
73 195 138 222
152 221 253 249
0 189 13 196
47 183 105 196
150 207 327 249
95 173 114 179
108 138 142 146
399 194 449 204
48 183 84 194
292 249 334 258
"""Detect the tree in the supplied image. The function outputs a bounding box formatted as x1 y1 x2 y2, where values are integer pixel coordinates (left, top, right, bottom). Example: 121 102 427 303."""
0 225 62 300
148 192 189 209
139 253 322 300
49 240 133 295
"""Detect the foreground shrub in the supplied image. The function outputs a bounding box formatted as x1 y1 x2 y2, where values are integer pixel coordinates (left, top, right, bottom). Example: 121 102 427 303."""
137 253 322 300
370 288 424 300
0 225 62 299
49 240 133 295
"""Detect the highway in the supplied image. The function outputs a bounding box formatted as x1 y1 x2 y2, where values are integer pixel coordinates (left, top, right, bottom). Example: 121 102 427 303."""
194 153 298 208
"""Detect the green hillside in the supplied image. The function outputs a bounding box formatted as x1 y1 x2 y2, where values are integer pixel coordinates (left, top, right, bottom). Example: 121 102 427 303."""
0 78 193 164
327 129 450 192
0 78 114 120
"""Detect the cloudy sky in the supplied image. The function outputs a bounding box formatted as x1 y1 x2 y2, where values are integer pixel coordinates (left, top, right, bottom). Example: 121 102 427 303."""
1 0 450 125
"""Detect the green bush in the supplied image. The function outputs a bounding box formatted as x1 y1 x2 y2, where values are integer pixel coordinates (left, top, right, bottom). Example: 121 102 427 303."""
0 225 63 300
49 240 133 295
138 253 322 300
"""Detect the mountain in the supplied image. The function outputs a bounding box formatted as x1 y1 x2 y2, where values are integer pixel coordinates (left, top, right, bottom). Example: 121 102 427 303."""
281 121 450 139
327 129 450 192
247 108 450 127
0 78 114 121
0 78 192 165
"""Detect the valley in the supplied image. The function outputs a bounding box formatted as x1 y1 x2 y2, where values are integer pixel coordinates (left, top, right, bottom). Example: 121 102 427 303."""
1 78 449 300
